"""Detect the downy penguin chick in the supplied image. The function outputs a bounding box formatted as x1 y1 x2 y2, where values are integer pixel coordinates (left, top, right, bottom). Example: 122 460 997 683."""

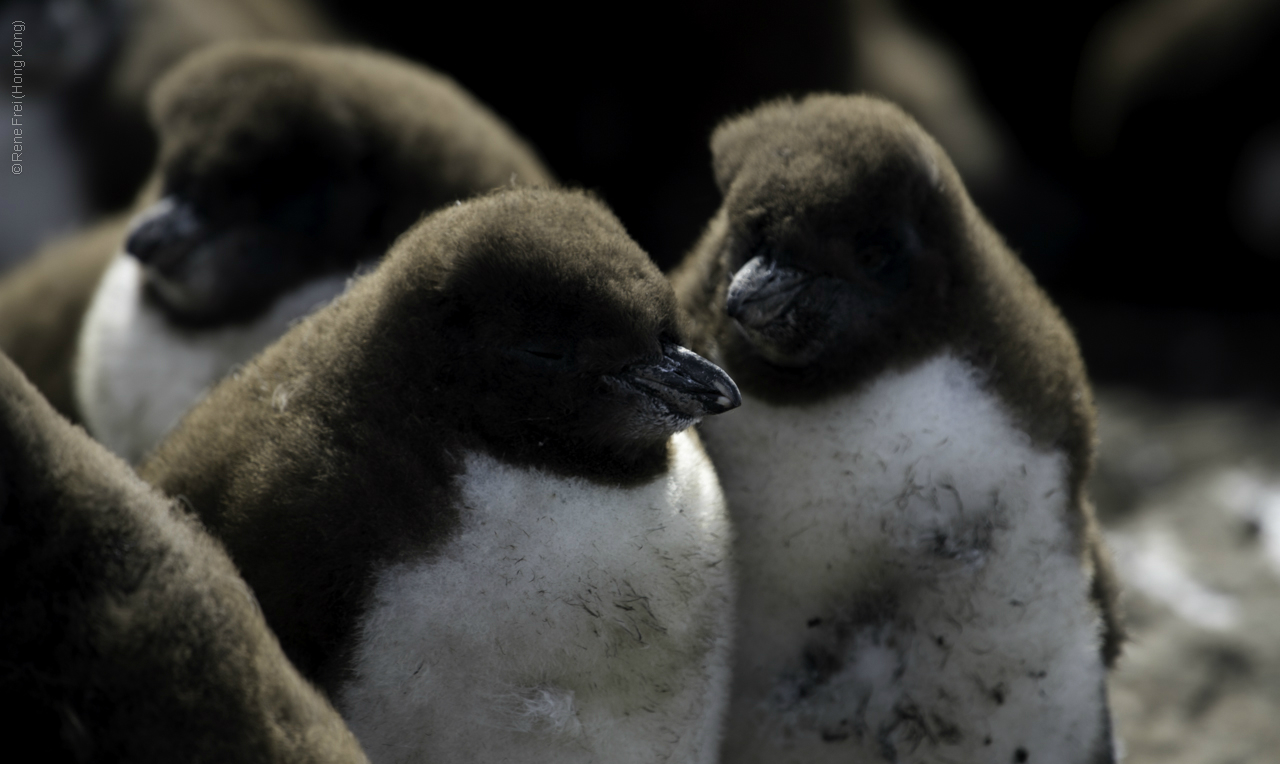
670 94 1122 764
139 186 741 764
0 350 369 763
76 40 553 462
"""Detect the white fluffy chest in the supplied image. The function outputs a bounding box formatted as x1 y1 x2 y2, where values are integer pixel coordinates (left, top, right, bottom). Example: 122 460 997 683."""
337 430 735 764
701 353 1109 764
74 254 347 462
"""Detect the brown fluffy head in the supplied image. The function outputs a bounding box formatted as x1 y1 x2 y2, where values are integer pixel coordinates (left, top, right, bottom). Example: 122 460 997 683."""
130 41 553 326
675 94 1092 460
0 351 368 763
369 186 737 478
680 95 959 397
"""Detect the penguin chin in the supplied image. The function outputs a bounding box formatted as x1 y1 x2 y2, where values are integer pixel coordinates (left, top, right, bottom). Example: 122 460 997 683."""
140 247 228 324
623 415 700 451
602 382 705 444
726 256 838 367
732 316 828 368
629 405 702 442
137 229 316 327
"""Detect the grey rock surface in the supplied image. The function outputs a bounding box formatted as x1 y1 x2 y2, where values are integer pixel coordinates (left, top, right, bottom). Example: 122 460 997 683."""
1094 390 1280 763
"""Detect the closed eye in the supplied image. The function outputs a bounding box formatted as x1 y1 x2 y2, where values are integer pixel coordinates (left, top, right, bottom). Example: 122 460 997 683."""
510 337 576 368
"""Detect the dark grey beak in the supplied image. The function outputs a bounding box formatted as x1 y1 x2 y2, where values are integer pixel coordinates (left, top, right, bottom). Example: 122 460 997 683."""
617 343 741 418
123 196 230 318
726 255 815 329
124 196 205 275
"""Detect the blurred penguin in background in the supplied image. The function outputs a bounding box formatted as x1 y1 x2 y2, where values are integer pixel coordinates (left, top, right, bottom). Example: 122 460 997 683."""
672 94 1121 764
1073 0 1280 157
140 186 739 764
1074 0 1280 259
0 348 370 764
0 0 339 267
22 40 551 461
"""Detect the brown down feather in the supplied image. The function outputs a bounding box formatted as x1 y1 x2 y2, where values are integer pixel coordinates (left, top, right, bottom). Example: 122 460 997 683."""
0 350 369 763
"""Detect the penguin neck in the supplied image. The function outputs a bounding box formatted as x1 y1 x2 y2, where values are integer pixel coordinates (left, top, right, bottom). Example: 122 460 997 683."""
75 253 349 462
466 428 675 489
716 324 946 406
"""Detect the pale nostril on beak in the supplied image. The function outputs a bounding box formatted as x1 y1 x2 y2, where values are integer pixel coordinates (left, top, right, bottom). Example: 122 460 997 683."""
124 197 204 269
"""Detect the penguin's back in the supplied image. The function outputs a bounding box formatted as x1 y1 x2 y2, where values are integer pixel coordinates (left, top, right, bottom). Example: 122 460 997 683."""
338 428 734 764
706 351 1109 764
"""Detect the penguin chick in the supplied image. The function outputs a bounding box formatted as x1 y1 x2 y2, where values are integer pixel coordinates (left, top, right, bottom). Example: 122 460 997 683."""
138 186 741 764
2 0 341 223
670 94 1122 764
0 350 369 763
76 40 554 462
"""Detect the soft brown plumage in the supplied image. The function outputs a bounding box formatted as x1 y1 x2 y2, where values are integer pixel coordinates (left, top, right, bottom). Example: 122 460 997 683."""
0 349 369 763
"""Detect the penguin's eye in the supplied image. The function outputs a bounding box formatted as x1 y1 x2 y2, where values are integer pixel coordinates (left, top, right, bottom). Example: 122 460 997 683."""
510 337 575 369
854 230 902 272
857 245 891 274
270 183 330 233
854 228 913 292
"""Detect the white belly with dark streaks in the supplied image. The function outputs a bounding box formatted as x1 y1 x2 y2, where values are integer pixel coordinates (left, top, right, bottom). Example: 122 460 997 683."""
338 429 735 764
701 353 1109 764
75 253 347 462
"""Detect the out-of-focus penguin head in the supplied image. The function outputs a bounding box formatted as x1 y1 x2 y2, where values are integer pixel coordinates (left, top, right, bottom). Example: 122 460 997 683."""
711 95 962 378
407 189 739 476
121 42 551 330
125 44 387 328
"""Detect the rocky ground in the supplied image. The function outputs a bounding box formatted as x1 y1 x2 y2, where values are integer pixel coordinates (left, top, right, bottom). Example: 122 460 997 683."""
1093 390 1280 763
